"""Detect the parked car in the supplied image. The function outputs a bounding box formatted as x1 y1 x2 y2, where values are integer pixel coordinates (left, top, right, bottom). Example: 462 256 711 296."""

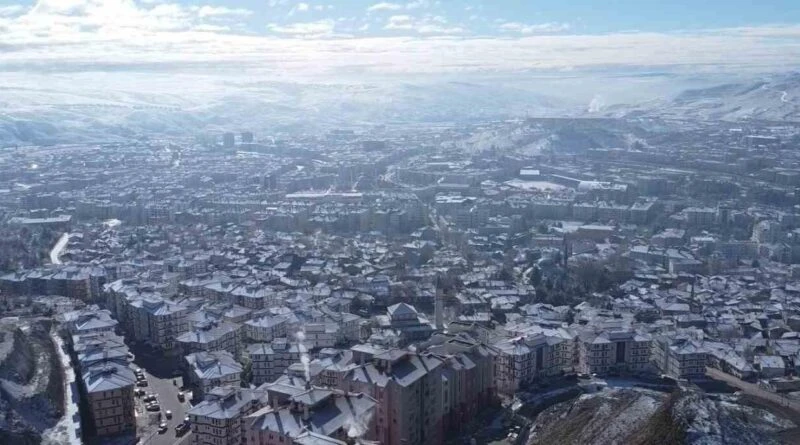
146 403 161 412
143 394 157 403
177 392 185 402
175 422 190 436
165 410 172 419
136 380 148 387
158 422 168 434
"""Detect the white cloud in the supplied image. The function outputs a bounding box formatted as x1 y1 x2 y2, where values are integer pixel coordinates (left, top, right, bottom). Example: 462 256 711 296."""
384 15 413 30
0 0 797 83
367 3 404 12
384 14 464 35
0 5 25 17
405 0 433 10
193 24 230 33
499 21 571 34
196 6 253 19
296 3 310 12
267 19 335 36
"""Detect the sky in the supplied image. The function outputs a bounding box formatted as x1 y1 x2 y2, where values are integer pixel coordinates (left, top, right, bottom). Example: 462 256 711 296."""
0 0 798 87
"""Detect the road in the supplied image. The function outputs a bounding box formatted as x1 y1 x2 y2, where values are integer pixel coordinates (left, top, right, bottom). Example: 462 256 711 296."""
706 367 800 416
50 233 70 265
136 368 193 445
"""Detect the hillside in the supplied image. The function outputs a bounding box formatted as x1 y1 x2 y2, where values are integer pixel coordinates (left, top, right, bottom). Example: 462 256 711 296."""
527 388 794 445
605 73 800 123
0 80 567 146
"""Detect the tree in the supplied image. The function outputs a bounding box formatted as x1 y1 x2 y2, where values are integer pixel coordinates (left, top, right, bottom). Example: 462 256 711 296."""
530 266 543 287
239 355 253 387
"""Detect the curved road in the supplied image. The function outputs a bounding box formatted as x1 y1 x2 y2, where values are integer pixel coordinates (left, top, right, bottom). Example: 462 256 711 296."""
706 367 800 417
50 233 70 265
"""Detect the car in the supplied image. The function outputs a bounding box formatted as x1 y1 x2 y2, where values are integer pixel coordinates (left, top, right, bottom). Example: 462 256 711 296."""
143 394 157 403
165 410 172 419
175 422 190 436
136 380 148 387
158 422 168 434
146 404 161 412
184 416 190 424
177 392 185 402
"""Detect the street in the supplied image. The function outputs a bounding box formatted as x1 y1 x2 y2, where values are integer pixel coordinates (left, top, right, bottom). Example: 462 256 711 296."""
705 367 800 415
129 344 194 445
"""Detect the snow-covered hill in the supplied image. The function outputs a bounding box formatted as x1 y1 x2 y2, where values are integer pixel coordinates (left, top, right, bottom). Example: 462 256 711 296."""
0 79 569 146
604 72 800 122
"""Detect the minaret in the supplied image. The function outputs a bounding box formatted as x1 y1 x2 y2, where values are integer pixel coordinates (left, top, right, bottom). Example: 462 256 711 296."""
435 275 444 331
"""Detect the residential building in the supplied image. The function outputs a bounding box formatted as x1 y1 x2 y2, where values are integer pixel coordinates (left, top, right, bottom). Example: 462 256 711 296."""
243 388 378 444
81 362 136 437
187 386 267 445
185 350 243 399
577 329 652 375
247 339 303 386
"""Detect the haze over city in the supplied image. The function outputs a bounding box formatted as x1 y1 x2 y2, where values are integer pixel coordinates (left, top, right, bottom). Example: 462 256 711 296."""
1 2 800 445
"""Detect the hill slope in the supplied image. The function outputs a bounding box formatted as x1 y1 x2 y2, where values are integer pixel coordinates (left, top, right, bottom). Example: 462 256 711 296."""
527 388 794 445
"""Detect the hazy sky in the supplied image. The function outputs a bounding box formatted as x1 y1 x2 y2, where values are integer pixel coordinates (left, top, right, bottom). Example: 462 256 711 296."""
0 0 798 79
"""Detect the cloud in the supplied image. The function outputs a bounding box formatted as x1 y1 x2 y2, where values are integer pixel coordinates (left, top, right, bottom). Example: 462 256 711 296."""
196 6 253 19
405 0 433 10
0 5 25 17
0 1 798 81
367 1 433 13
384 15 413 29
384 14 464 35
267 19 335 36
499 21 571 34
367 2 404 12
296 3 310 12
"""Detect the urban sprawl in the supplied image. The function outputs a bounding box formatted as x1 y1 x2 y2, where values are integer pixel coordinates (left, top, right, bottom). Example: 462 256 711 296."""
2 118 800 445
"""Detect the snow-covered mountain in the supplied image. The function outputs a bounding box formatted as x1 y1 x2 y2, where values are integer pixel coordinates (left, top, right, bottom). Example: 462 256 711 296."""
1 72 798 146
0 79 570 146
603 72 800 122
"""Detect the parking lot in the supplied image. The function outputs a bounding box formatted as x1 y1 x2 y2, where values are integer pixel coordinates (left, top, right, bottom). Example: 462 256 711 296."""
128 344 194 445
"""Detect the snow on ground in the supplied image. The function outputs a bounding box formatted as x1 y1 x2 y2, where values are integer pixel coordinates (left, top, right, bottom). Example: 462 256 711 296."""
41 334 80 445
49 233 70 265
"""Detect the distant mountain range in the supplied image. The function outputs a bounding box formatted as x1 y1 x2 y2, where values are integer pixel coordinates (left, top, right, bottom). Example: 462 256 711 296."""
0 80 566 146
603 72 800 122
0 73 797 146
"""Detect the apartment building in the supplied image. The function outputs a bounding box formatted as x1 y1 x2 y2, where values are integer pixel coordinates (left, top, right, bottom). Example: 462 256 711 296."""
128 296 188 353
374 303 435 346
493 331 573 395
339 350 444 445
81 362 136 437
577 329 652 375
187 386 267 445
303 322 339 349
176 320 242 356
425 333 496 435
247 339 303 386
244 388 378 445
61 307 119 338
185 351 243 399
244 313 300 343
653 336 708 380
